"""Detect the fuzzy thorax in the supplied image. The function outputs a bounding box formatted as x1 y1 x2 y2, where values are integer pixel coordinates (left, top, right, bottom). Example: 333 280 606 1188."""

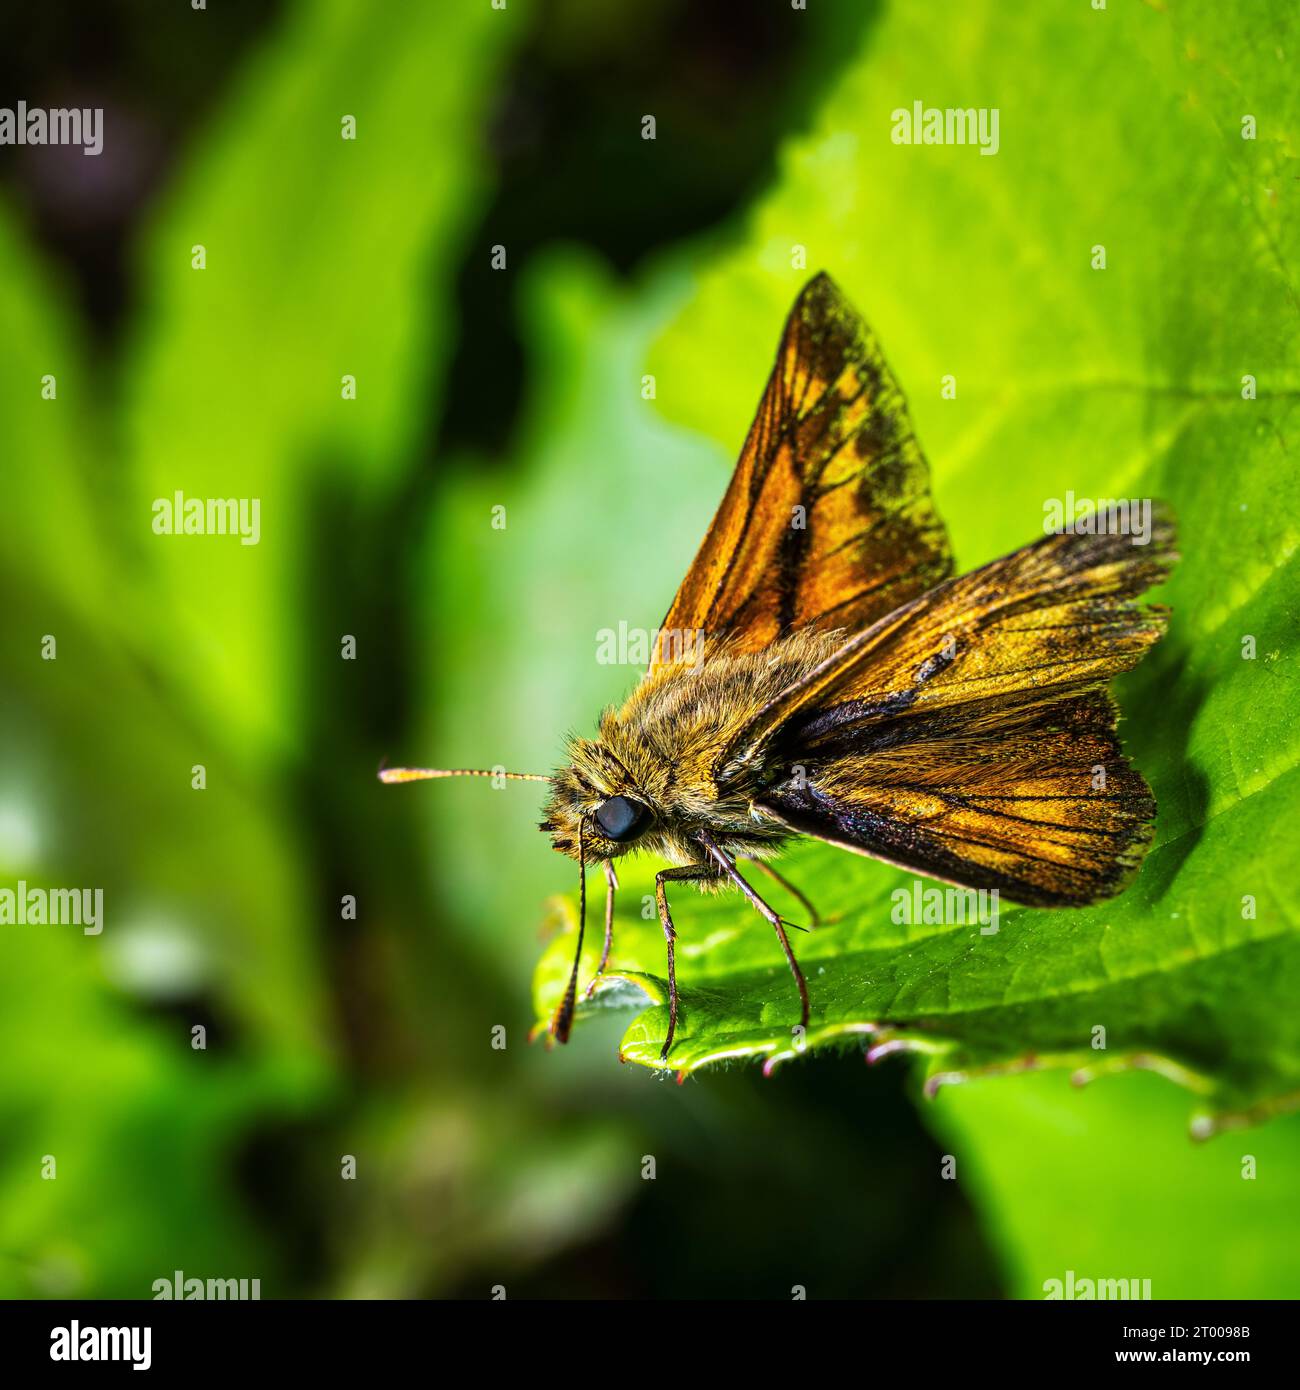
539 630 845 867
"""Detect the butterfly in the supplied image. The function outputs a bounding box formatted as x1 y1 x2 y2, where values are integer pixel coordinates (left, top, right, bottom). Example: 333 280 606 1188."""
383 273 1176 1062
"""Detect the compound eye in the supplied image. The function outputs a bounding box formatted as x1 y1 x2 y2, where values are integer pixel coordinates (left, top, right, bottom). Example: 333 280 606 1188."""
593 795 649 842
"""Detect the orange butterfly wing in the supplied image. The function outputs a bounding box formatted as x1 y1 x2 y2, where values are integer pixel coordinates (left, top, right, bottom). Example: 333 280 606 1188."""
651 273 953 666
731 515 1177 753
746 520 1178 906
759 692 1160 907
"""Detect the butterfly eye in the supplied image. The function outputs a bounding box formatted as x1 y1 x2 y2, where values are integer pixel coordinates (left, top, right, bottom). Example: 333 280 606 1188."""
593 795 649 842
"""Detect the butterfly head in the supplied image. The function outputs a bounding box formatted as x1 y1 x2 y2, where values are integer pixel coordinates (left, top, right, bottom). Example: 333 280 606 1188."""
539 738 656 864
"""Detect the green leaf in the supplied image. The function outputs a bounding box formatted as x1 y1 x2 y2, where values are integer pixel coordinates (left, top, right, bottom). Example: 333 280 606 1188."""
533 0 1300 1126
926 1069 1300 1299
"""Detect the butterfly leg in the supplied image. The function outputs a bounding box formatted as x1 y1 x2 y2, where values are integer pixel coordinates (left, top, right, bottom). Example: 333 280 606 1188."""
743 857 822 928
655 863 715 1060
584 861 619 999
697 830 811 1034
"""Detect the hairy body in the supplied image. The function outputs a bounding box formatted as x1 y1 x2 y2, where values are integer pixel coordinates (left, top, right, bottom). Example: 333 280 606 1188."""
542 630 842 872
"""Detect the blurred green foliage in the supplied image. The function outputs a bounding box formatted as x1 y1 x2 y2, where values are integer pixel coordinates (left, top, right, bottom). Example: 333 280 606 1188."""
931 1069 1300 1300
0 0 1296 1301
0 0 524 1299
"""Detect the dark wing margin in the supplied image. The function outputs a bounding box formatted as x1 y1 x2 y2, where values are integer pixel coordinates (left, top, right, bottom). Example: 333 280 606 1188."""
650 272 953 667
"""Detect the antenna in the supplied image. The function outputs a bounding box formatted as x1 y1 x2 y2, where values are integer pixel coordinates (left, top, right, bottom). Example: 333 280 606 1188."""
378 765 549 784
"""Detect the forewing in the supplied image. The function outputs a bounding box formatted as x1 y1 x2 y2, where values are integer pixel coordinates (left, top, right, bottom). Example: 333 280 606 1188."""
651 273 952 666
727 513 1177 766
